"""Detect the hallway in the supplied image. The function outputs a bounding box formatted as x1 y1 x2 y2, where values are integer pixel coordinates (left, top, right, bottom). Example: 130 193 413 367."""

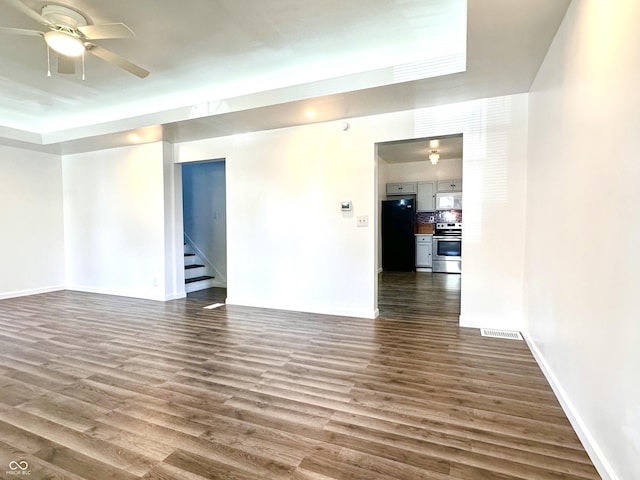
378 271 461 321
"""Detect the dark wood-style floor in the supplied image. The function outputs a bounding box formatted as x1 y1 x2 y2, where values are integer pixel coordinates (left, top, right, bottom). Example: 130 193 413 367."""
378 271 461 319
0 274 599 479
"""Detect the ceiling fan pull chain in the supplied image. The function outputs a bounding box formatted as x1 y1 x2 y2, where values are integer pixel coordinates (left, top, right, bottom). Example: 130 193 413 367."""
46 45 51 77
82 51 85 81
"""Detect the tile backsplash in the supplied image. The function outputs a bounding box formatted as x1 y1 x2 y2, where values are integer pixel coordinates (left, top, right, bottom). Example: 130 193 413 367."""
417 210 462 225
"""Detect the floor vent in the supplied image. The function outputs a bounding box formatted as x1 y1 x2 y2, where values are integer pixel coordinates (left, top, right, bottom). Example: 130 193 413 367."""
480 329 523 340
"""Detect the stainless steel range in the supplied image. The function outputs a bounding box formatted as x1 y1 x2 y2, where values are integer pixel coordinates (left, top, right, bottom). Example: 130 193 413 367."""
432 222 462 273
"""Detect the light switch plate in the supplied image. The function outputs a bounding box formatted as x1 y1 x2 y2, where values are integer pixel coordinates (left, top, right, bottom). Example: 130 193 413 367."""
357 215 368 227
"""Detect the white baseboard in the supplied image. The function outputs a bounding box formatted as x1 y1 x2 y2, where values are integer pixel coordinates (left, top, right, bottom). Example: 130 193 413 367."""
0 285 64 300
524 334 619 480
164 292 187 301
226 296 378 319
66 285 168 302
185 278 219 293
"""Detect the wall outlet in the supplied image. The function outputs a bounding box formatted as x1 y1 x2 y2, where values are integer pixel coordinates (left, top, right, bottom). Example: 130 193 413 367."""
357 215 368 227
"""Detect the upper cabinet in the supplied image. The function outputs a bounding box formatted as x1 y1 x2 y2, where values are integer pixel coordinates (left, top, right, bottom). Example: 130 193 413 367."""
386 182 417 195
437 178 463 192
416 181 435 211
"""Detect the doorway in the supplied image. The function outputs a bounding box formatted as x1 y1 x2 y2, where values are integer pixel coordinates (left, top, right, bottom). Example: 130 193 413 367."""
181 159 227 295
375 134 463 319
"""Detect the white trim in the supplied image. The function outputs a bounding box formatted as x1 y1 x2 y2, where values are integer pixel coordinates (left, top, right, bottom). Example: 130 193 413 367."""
164 292 187 301
0 285 64 300
185 277 219 293
524 334 620 480
226 296 378 320
66 285 169 302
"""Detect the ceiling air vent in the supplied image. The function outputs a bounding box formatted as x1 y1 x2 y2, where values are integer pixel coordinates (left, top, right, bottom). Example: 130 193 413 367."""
480 329 523 340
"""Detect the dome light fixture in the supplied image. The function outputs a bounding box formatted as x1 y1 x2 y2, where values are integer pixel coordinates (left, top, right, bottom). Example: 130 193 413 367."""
44 30 85 57
429 150 440 165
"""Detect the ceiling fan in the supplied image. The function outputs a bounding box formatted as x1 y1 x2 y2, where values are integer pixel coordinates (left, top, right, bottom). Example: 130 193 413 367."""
0 0 149 78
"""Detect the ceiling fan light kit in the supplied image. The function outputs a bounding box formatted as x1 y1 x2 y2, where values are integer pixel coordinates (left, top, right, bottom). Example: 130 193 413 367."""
44 30 84 57
0 0 149 79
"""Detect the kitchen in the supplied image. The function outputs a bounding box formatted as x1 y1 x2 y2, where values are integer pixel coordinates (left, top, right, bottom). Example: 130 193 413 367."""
377 134 463 315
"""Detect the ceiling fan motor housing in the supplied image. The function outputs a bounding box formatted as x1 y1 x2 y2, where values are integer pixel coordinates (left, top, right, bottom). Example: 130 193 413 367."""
41 5 87 29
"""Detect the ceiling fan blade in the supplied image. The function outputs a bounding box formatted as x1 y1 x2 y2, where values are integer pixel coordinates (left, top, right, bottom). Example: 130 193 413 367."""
0 27 44 37
78 23 135 40
4 0 53 26
87 44 149 79
57 54 76 75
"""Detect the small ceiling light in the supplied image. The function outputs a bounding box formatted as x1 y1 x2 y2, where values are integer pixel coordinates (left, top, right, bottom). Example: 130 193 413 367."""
44 30 85 57
305 109 316 119
429 150 440 165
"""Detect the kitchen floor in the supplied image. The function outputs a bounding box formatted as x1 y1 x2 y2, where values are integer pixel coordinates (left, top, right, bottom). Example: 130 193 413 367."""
378 271 461 321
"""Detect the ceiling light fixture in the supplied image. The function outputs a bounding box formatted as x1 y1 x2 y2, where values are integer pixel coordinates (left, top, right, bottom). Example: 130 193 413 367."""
429 150 440 165
44 30 85 57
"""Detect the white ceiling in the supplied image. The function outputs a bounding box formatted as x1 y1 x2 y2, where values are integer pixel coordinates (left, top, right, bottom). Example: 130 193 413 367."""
378 135 463 164
0 0 571 154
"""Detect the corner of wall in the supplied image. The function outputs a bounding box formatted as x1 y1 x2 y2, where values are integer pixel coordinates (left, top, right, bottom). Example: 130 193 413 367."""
525 334 619 480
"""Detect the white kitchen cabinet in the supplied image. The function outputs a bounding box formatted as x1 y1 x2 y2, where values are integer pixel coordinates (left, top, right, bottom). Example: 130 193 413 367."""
415 234 432 268
416 181 435 211
386 182 417 195
437 178 463 192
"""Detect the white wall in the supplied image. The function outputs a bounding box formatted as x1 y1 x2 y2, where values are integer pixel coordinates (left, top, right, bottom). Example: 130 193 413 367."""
62 142 177 301
525 2 640 479
162 142 186 300
179 122 378 318
0 145 65 298
178 93 529 326
182 160 227 285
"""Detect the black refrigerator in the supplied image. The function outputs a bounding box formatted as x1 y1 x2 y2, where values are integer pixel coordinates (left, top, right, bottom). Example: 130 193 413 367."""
381 198 416 272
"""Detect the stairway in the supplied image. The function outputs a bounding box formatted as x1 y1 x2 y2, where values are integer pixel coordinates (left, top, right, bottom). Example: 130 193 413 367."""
184 244 216 293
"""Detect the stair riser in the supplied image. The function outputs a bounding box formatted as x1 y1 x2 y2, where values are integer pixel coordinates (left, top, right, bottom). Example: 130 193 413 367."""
185 278 218 293
184 254 198 266
185 267 206 279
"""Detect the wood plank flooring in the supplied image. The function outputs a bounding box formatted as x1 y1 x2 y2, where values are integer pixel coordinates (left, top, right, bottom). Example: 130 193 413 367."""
378 271 461 319
0 277 599 479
